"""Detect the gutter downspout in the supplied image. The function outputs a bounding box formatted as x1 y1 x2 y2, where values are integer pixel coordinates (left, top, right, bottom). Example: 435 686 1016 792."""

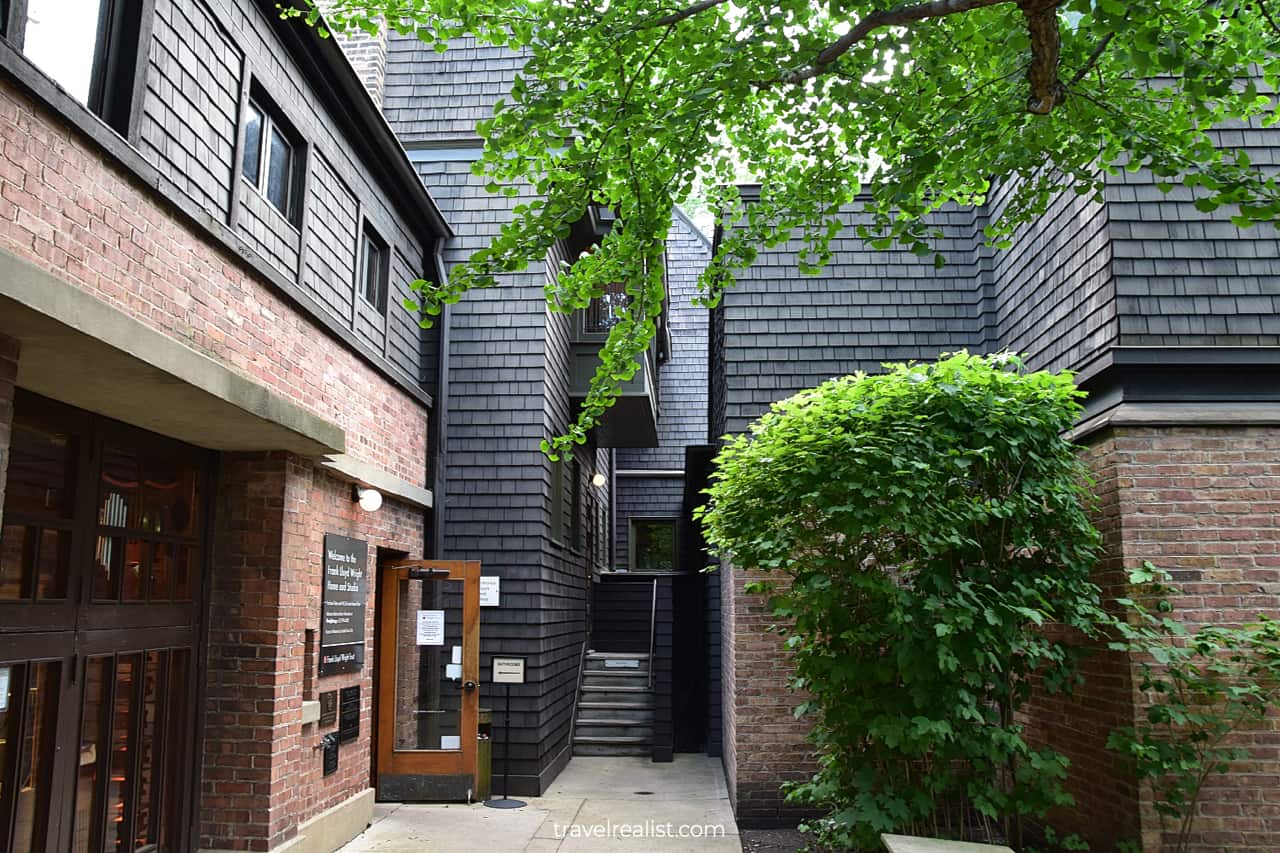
429 240 451 559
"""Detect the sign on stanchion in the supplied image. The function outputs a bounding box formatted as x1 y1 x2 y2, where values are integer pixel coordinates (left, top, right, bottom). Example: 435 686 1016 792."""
485 656 527 809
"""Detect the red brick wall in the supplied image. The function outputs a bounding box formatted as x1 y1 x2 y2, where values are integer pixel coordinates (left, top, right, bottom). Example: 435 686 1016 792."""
720 561 738 810
203 453 288 850
724 566 820 827
204 453 423 851
1089 426 1280 852
1021 433 1143 847
724 425 1280 848
0 332 16 528
0 77 427 485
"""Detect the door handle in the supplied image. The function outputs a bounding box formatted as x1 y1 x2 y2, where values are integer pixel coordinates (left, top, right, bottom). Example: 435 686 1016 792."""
463 680 477 690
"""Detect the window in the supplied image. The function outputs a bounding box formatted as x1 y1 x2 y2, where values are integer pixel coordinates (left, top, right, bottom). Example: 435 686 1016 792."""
360 224 389 311
7 0 143 134
241 97 302 224
629 518 677 572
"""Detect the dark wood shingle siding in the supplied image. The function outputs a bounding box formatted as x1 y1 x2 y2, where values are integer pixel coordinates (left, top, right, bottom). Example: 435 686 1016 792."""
135 0 433 392
718 206 984 435
1107 121 1280 346
384 34 524 144
987 177 1117 373
140 0 241 222
304 151 359 325
414 157 601 792
540 240 608 782
238 187 301 277
388 247 428 384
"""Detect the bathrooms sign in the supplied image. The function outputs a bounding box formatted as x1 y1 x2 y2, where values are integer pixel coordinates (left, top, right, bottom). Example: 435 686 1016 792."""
320 534 368 675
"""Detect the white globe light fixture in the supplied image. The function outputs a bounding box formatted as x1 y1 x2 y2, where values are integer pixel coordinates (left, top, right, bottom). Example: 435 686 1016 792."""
591 472 607 488
355 486 383 513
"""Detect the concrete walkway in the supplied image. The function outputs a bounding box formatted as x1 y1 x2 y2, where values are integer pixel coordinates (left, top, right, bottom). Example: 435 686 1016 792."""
340 755 740 852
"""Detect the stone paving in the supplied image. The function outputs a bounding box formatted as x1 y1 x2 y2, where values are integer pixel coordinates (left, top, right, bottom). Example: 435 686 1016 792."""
340 755 741 852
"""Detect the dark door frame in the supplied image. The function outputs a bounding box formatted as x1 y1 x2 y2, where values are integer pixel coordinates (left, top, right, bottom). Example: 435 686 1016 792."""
0 390 214 852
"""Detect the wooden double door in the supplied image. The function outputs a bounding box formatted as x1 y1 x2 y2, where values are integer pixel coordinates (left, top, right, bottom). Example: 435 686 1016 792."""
0 391 208 852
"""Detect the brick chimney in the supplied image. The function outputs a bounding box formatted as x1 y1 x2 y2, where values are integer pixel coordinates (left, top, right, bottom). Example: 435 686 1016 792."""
324 10 389 108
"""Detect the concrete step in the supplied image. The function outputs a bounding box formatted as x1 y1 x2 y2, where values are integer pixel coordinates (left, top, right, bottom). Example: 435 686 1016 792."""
581 673 649 690
584 653 648 673
572 741 650 757
575 704 655 722
579 685 652 705
574 721 653 739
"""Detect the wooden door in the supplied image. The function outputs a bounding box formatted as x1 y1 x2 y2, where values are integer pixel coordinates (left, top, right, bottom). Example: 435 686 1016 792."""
375 560 480 802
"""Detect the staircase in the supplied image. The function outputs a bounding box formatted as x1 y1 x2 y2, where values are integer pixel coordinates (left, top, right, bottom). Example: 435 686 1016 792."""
572 651 653 756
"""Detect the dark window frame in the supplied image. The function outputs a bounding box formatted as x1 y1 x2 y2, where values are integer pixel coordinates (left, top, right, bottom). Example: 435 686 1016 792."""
240 86 305 227
360 222 390 313
628 516 678 573
2 0 147 135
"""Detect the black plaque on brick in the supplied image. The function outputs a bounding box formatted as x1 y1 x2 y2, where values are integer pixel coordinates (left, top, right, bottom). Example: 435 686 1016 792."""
319 534 368 676
319 690 337 727
339 685 360 743
322 733 339 776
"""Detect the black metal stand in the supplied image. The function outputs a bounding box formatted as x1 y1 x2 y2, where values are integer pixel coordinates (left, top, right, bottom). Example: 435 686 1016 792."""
484 683 526 809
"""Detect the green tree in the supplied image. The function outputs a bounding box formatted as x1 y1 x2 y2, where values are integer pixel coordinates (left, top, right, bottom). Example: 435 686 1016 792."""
293 0 1280 452
694 352 1104 847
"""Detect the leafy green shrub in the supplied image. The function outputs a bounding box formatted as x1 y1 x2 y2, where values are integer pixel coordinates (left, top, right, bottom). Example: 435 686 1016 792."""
1108 564 1280 853
697 352 1105 849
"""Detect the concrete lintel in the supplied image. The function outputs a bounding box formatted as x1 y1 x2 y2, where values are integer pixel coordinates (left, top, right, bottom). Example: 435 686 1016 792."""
320 453 434 509
1069 401 1280 442
0 248 344 456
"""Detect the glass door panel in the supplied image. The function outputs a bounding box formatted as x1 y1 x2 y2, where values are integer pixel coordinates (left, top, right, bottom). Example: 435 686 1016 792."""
394 578 464 752
0 660 60 853
377 561 480 800
72 656 109 853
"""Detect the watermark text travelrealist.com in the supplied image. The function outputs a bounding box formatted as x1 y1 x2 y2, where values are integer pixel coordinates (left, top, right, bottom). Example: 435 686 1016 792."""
552 819 728 839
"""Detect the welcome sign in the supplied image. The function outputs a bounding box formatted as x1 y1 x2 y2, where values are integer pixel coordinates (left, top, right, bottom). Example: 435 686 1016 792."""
319 533 368 675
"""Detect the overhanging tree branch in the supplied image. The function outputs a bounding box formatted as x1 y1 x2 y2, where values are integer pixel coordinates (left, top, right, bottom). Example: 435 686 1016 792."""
1022 0 1064 114
638 0 733 29
1257 0 1280 38
1067 31 1115 87
761 0 1014 87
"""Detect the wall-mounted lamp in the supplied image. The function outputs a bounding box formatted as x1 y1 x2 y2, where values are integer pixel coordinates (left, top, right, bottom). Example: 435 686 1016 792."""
591 472 607 488
354 486 383 513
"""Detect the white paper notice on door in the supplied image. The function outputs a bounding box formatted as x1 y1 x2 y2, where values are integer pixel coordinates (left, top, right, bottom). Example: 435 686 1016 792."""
416 610 445 646
0 667 9 711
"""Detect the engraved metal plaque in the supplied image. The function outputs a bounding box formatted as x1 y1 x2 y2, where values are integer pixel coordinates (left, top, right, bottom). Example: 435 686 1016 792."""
319 690 337 727
339 685 360 743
